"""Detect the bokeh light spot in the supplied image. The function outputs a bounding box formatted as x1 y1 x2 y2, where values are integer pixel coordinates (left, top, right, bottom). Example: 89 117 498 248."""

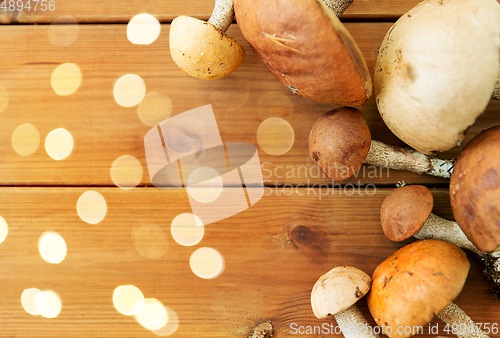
114 74 146 107
127 14 161 45
38 231 67 264
48 16 80 47
135 298 168 331
186 167 223 203
170 213 204 246
51 63 82 96
76 191 107 224
137 92 172 126
12 123 40 157
0 216 8 244
35 290 62 318
45 128 74 160
113 285 145 316
256 118 295 156
189 247 225 279
21 288 42 316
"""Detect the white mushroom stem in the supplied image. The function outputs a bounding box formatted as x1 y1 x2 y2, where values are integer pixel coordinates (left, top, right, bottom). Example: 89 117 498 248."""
413 213 500 292
437 302 490 338
492 63 500 100
335 305 380 338
208 0 235 32
364 140 454 179
322 0 354 17
413 213 479 254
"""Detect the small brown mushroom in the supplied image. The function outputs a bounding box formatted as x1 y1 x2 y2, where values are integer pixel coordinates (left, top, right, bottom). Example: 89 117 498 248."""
234 0 372 106
367 239 488 338
311 266 379 338
374 0 500 154
450 126 500 253
380 184 500 294
308 108 454 182
169 0 245 79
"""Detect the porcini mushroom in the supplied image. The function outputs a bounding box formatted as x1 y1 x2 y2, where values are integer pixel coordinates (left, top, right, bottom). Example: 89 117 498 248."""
234 0 372 106
374 0 500 154
169 0 245 79
450 126 500 253
308 107 454 182
367 239 488 338
380 184 500 293
311 266 379 338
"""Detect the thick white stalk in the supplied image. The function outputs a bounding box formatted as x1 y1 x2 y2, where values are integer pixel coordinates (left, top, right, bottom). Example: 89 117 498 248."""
414 213 479 254
208 0 234 32
335 305 380 338
322 0 354 17
492 64 500 100
364 140 454 178
437 302 490 338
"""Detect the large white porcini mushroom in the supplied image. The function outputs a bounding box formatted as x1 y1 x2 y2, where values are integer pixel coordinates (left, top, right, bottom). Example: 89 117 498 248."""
311 266 379 338
308 107 454 182
374 0 500 155
368 240 489 338
169 0 245 79
380 184 500 294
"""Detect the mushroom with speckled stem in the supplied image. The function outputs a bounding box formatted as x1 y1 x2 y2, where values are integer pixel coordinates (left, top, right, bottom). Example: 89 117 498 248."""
169 0 245 79
311 266 380 338
368 239 489 338
308 107 454 182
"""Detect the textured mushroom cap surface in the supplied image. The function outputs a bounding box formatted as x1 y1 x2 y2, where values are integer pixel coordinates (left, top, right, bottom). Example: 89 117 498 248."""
450 126 500 252
234 0 372 106
367 239 469 338
381 185 433 241
374 0 500 155
311 266 372 319
308 108 371 181
169 16 245 80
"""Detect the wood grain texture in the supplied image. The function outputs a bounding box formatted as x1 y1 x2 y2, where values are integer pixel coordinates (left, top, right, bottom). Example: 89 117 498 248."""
0 23 498 187
0 187 496 337
0 0 422 24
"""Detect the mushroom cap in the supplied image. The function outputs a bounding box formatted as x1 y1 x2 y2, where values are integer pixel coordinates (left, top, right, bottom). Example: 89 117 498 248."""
311 266 372 319
367 239 469 338
234 0 372 106
374 0 500 155
308 107 371 181
450 126 500 252
169 16 245 80
381 185 433 241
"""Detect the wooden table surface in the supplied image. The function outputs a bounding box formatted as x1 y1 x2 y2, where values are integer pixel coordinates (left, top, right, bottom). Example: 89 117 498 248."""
0 0 499 337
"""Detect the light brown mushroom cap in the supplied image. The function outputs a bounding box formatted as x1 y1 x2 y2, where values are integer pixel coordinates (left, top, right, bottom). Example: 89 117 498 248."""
367 239 469 338
311 266 372 319
374 0 500 154
381 185 433 241
169 16 245 80
450 126 500 252
234 0 372 106
308 108 371 181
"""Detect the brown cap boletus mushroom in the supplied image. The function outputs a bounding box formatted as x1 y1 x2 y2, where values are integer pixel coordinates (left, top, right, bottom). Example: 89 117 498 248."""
233 0 372 106
308 108 454 181
169 0 245 79
374 0 500 154
368 239 488 338
450 126 500 253
311 266 379 338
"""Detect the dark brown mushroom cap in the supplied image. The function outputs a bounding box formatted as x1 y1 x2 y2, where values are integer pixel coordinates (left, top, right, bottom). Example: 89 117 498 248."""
308 107 371 181
450 126 500 252
233 0 372 106
367 239 469 338
381 185 433 241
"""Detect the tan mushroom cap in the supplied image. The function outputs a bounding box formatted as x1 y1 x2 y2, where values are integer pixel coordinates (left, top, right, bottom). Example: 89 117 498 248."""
374 0 500 155
234 0 372 106
308 107 371 181
450 126 500 253
169 16 245 80
367 239 469 338
381 185 433 241
311 266 372 319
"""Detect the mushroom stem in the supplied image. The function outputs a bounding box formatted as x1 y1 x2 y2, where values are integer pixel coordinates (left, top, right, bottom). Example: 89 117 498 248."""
436 302 490 338
322 0 354 17
364 140 454 179
335 305 380 338
492 63 500 100
207 0 235 33
413 213 479 254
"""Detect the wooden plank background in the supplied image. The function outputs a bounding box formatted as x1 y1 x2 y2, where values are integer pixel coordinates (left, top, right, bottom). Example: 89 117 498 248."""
0 0 499 337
